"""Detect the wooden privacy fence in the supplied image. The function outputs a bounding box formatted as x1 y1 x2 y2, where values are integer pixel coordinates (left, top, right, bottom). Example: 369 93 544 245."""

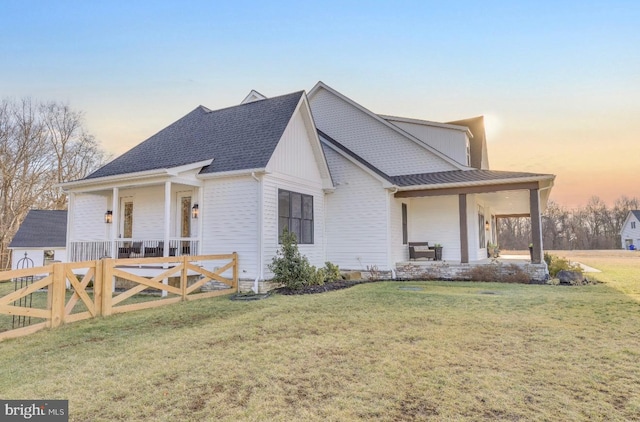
0 253 238 342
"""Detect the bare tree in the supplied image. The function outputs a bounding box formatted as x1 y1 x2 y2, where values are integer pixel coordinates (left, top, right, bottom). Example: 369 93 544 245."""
0 98 108 269
498 195 640 251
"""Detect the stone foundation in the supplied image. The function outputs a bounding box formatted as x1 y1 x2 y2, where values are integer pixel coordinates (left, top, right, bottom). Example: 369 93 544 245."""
238 278 281 293
395 261 549 283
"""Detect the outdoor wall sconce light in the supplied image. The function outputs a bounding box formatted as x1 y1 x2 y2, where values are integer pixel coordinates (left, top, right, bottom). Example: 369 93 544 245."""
485 220 490 231
191 204 199 219
105 210 113 224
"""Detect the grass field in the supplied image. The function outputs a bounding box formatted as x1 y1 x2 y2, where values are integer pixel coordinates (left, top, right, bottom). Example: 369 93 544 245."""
1 251 639 421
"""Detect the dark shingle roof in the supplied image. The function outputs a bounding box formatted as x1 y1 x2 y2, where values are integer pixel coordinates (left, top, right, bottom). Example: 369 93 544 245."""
9 210 67 248
631 210 640 221
390 170 551 187
85 91 304 179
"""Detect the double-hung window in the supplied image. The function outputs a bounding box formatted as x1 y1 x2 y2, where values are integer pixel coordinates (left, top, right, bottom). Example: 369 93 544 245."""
278 189 314 244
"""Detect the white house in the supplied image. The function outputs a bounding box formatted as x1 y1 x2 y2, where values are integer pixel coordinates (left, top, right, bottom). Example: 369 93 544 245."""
620 210 640 250
9 210 68 269
60 82 555 291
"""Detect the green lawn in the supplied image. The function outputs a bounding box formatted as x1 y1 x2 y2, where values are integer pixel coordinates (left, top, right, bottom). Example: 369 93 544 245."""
1 256 639 421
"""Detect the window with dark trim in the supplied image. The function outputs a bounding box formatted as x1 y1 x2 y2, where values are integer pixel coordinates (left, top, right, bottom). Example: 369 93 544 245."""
632 222 637 229
402 203 408 245
278 189 314 244
478 206 486 248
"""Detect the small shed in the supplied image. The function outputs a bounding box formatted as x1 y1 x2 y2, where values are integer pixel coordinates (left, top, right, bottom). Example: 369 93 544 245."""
620 210 640 250
8 210 68 269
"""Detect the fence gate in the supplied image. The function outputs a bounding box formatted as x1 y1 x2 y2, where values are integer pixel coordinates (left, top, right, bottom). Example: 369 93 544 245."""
12 253 35 329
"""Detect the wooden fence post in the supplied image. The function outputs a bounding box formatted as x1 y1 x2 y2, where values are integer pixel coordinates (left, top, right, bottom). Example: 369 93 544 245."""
232 252 238 291
94 259 103 316
181 255 188 300
50 263 66 328
101 258 113 316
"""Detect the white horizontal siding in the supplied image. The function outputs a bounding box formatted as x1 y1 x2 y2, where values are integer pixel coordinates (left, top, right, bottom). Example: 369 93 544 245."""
309 88 458 176
390 198 408 263
262 173 325 277
324 148 389 270
71 194 108 241
201 176 259 279
388 120 469 166
620 214 640 248
408 195 461 261
116 186 166 240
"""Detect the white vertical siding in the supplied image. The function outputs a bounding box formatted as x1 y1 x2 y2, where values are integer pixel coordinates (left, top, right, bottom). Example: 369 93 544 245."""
72 194 108 241
266 109 322 183
309 88 458 176
387 120 469 166
323 148 389 270
201 176 259 278
408 196 461 261
11 248 66 269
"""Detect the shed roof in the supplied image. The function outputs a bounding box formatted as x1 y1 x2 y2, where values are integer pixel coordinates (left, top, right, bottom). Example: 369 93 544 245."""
389 169 551 187
85 91 304 180
9 210 67 248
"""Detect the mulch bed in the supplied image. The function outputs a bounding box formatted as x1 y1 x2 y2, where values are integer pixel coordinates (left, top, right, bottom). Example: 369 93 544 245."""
273 279 373 295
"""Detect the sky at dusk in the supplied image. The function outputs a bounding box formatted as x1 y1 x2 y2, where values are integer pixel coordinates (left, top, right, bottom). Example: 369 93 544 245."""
1 0 638 208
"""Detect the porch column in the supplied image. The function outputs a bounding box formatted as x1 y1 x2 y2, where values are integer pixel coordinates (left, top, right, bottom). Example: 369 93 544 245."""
459 194 469 264
163 181 171 258
111 187 119 259
530 188 543 264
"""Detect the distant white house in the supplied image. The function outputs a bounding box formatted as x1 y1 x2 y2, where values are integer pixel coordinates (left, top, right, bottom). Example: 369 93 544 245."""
60 82 555 291
620 210 640 250
8 210 68 269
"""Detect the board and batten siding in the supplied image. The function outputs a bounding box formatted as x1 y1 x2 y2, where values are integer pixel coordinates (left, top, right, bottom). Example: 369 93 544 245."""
309 88 459 176
201 176 259 279
387 120 469 167
71 193 109 241
266 107 323 184
11 248 66 269
323 147 389 270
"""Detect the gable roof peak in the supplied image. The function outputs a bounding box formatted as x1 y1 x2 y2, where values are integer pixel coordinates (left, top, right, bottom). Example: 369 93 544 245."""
241 89 267 104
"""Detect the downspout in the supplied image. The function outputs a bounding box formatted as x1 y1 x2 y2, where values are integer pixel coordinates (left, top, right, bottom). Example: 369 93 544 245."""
251 172 262 293
388 187 399 279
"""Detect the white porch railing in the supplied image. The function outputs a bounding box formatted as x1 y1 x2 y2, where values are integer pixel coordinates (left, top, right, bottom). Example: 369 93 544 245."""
69 239 200 262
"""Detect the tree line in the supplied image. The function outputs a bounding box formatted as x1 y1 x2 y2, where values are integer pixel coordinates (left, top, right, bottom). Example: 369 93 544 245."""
498 196 640 250
0 98 108 269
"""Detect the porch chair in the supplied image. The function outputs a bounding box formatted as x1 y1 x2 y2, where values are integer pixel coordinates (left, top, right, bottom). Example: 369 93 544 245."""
408 242 436 260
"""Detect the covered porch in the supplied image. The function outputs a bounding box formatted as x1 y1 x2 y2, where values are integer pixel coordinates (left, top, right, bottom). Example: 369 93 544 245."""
393 170 555 270
63 164 207 262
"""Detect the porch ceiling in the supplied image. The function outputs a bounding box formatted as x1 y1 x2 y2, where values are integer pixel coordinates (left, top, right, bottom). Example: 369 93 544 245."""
477 190 530 215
